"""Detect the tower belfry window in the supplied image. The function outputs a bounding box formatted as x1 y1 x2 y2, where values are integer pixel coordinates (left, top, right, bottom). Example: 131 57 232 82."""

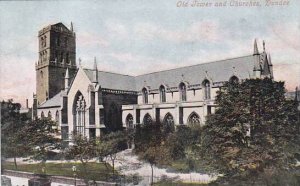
60 52 64 63
57 36 60 46
64 37 68 46
66 53 69 64
43 36 47 47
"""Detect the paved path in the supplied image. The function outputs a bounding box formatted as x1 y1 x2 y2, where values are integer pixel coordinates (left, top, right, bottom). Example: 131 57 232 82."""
4 176 72 186
5 149 219 185
112 149 218 185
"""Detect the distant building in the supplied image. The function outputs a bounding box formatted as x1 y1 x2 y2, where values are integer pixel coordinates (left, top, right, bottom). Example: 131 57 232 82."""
33 23 273 141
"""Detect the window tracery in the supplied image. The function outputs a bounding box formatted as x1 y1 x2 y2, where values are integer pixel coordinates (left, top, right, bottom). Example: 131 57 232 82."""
75 95 86 135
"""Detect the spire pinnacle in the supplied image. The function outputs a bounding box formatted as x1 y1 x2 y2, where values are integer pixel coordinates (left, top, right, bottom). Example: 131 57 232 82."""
94 57 98 70
253 39 259 55
65 68 70 91
263 40 266 52
65 68 70 79
70 22 74 32
268 53 272 66
92 57 98 83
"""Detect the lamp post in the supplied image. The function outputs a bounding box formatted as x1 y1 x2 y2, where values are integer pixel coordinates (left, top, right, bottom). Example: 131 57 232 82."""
72 165 77 186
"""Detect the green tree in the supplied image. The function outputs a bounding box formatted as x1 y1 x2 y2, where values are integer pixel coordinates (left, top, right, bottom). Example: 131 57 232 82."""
1 100 31 169
24 118 61 166
99 131 127 176
201 78 300 177
134 123 171 185
66 133 96 184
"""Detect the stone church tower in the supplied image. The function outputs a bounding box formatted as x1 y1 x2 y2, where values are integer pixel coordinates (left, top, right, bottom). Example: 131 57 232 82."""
36 23 77 104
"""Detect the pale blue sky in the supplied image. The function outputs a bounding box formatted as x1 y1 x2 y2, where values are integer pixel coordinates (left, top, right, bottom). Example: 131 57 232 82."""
0 0 299 106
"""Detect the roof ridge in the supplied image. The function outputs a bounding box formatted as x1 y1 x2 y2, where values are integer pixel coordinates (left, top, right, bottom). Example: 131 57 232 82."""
83 54 254 77
83 68 134 77
137 54 254 76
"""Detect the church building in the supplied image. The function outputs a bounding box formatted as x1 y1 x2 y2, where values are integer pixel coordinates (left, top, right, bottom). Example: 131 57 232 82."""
33 23 273 141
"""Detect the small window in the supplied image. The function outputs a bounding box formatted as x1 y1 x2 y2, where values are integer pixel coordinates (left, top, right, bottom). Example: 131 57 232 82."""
48 111 52 119
142 88 148 104
160 85 166 103
179 83 187 101
203 80 211 100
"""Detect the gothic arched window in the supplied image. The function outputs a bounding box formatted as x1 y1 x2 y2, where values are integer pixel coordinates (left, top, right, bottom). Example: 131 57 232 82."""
163 113 175 133
73 92 86 136
64 37 68 46
142 88 148 104
160 85 166 103
41 111 45 119
187 112 201 125
126 114 134 129
203 80 211 100
57 36 60 46
48 111 52 119
229 76 239 84
143 113 152 125
43 36 47 47
179 82 187 101
55 110 59 124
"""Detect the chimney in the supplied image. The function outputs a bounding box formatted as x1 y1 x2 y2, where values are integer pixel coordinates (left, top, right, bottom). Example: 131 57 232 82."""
26 99 29 109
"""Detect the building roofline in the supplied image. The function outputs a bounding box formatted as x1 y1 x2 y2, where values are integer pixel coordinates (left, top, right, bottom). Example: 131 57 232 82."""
83 54 256 78
137 54 255 76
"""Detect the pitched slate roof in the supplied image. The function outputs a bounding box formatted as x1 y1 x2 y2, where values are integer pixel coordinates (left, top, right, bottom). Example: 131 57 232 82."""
84 69 136 91
135 55 255 90
38 91 62 108
83 54 256 91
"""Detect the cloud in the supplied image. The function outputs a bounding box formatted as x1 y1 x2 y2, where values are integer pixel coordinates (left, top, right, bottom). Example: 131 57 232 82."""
0 55 35 107
274 63 300 91
77 31 110 48
104 20 129 39
133 20 221 43
269 21 300 51
100 52 179 75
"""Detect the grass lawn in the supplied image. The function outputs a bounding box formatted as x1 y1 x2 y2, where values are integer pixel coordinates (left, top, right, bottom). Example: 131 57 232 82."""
154 181 208 186
2 161 116 182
